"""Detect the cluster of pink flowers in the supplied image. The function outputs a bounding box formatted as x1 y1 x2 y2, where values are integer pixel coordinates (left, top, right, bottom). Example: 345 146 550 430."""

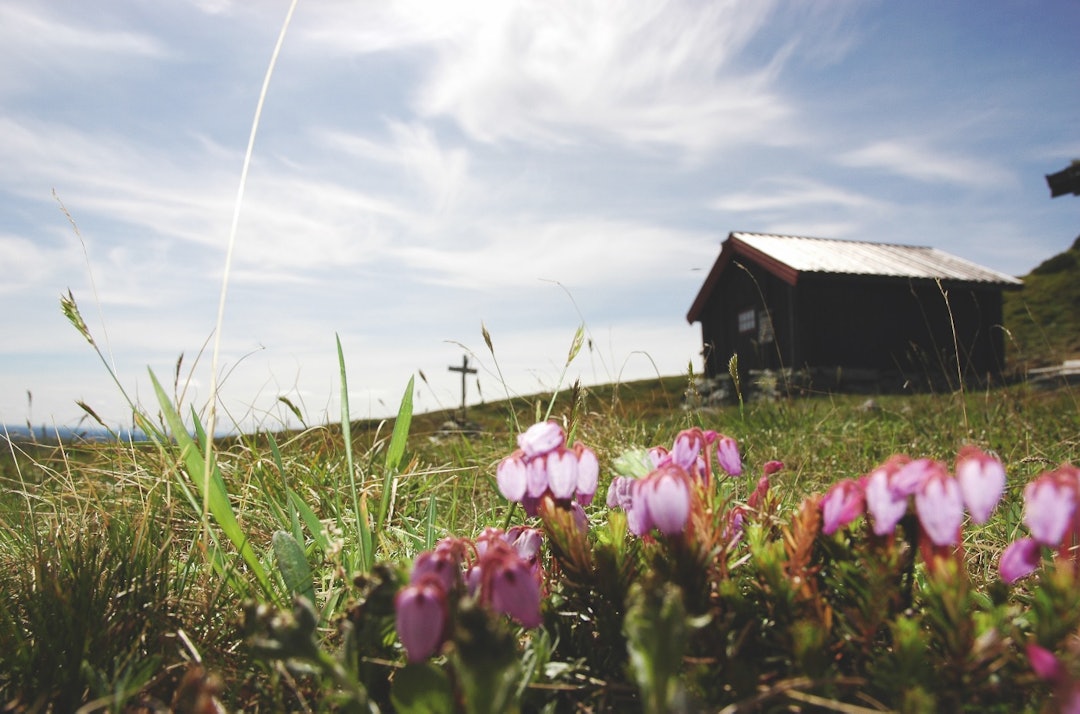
394 527 544 662
1027 643 1080 714
605 428 746 537
999 464 1080 583
496 421 599 518
819 446 1006 546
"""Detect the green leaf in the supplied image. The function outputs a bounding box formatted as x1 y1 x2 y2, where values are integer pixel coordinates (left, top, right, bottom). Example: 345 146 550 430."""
390 663 455 714
378 376 415 532
337 333 372 572
290 491 331 552
149 369 274 599
624 582 689 714
272 530 315 606
612 449 654 479
384 376 414 475
424 495 438 551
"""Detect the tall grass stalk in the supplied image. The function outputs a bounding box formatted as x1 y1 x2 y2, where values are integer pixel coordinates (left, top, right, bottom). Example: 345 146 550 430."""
543 324 585 422
336 334 372 573
201 0 299 552
936 278 970 432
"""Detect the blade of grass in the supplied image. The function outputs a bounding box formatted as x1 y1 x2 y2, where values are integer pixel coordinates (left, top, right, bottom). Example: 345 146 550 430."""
377 376 414 533
425 495 438 551
543 324 585 421
149 369 274 599
336 334 372 572
267 432 303 543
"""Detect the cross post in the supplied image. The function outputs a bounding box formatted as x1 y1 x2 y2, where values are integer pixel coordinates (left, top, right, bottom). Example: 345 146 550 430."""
448 354 478 421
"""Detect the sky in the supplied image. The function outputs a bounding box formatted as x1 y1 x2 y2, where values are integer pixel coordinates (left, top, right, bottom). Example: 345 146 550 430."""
2 0 1079 434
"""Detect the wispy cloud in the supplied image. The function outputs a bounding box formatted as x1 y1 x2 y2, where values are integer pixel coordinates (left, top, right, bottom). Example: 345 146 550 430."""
0 3 168 91
838 139 1016 189
711 177 885 213
392 217 715 292
415 0 795 152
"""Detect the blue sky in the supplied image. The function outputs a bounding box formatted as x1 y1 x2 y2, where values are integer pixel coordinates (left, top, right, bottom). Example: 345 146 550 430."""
2 0 1078 433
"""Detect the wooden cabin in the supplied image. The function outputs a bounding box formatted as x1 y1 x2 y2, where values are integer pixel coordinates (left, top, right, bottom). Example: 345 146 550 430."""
686 232 1022 389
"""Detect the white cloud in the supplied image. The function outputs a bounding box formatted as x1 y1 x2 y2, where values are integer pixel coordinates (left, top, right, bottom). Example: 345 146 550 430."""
838 139 1016 189
392 218 716 291
0 233 83 296
711 177 885 213
0 3 168 91
414 0 796 152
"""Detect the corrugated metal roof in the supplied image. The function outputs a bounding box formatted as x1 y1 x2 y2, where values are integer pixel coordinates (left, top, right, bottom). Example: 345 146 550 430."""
732 232 1022 285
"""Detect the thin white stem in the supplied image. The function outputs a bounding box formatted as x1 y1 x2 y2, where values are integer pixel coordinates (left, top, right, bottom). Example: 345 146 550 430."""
202 0 300 538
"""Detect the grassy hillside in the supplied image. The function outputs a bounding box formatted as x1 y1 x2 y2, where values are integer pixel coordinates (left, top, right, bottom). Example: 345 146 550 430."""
1004 234 1080 368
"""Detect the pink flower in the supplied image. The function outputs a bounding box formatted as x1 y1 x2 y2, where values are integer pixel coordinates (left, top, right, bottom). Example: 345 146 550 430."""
716 436 742 476
499 425 600 509
526 457 549 498
748 473 770 510
671 428 706 471
864 456 911 536
724 506 747 545
999 537 1041 583
546 449 579 500
892 458 935 497
763 460 784 477
642 466 692 536
503 526 543 566
1027 643 1067 683
1024 471 1078 546
517 420 565 458
821 478 865 535
647 446 669 469
606 475 633 511
496 452 528 502
574 444 599 506
955 446 1006 524
395 581 448 662
747 461 781 510
488 557 543 628
625 481 653 537
914 463 964 546
410 544 463 593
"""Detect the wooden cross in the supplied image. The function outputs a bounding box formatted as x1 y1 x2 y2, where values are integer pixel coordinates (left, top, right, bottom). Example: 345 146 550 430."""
448 354 477 420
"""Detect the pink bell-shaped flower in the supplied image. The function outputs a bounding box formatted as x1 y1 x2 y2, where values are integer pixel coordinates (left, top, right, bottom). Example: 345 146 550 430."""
865 456 911 536
955 446 1006 524
642 465 692 536
394 581 448 662
546 449 579 500
575 444 599 506
488 558 542 628
1024 472 1077 546
914 464 964 546
517 420 565 458
999 537 1041 583
496 452 528 503
716 436 742 476
821 478 865 535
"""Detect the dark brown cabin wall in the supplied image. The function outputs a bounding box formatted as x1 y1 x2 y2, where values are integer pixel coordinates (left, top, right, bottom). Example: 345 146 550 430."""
695 261 799 377
795 277 1007 378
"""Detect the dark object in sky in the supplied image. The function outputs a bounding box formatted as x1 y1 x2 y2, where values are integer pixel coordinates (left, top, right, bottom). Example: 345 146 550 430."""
1046 161 1080 198
687 232 1022 391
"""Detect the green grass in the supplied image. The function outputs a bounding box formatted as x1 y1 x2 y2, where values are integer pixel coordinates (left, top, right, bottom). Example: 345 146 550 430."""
1003 235 1080 368
2 371 1078 710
